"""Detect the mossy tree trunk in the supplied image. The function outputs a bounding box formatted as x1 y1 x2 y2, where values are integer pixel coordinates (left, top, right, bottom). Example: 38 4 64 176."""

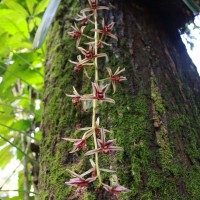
39 0 200 199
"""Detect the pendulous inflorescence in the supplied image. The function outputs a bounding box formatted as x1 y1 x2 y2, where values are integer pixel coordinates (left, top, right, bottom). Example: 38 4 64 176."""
64 0 130 198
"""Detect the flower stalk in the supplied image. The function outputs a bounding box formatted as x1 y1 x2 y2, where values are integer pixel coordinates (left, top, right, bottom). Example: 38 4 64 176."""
92 4 101 184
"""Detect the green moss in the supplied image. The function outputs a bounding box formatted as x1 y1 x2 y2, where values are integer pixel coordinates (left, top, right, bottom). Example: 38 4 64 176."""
150 74 174 172
39 139 72 199
151 75 165 115
39 1 88 199
83 192 96 200
185 166 200 198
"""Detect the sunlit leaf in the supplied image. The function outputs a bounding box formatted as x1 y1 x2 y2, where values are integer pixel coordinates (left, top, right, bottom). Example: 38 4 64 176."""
18 169 24 191
0 33 9 56
12 120 31 131
35 131 42 140
26 0 36 15
0 58 44 95
4 0 29 18
29 17 41 32
34 0 50 15
0 145 13 169
0 135 12 146
0 9 29 38
0 115 14 131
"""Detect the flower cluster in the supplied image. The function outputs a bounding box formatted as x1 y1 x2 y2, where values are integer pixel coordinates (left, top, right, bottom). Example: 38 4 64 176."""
64 0 129 198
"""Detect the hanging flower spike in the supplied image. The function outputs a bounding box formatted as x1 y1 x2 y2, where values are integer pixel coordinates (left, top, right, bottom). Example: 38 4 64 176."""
85 128 123 155
65 0 130 196
75 13 94 26
78 44 107 66
68 23 85 47
107 67 127 93
81 0 109 14
102 183 131 198
91 18 118 41
66 86 82 106
66 169 96 191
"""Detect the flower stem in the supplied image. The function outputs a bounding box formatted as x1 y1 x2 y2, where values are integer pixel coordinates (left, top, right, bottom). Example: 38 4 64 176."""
92 5 102 185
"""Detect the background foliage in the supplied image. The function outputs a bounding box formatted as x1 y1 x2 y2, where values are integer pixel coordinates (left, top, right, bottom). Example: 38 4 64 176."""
0 0 48 199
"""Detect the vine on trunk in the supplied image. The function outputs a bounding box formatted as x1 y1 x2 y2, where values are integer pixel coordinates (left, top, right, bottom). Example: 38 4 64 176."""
64 0 130 198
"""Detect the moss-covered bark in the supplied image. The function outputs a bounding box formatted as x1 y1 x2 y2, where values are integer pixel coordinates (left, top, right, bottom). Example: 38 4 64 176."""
39 0 200 199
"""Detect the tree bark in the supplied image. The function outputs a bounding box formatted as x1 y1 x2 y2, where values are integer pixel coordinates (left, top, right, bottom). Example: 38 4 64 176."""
39 0 200 199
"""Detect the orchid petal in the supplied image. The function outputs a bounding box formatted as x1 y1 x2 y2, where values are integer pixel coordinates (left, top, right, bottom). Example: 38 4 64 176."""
85 148 101 156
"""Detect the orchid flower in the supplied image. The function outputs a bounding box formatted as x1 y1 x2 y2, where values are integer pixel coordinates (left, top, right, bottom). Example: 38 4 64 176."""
63 130 93 153
69 55 83 72
107 67 127 93
68 23 85 47
102 183 131 198
85 128 123 155
75 12 94 26
78 44 107 66
63 138 87 153
81 82 115 104
69 55 93 78
92 82 115 103
81 0 109 14
91 18 118 40
65 86 82 106
65 169 96 191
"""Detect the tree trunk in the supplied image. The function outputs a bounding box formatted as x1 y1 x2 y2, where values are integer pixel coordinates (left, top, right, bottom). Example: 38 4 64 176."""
39 0 200 199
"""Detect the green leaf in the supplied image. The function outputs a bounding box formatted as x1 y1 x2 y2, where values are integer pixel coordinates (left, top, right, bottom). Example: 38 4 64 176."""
35 131 42 140
12 120 31 131
0 115 14 131
0 135 36 162
34 0 49 15
26 0 36 15
28 17 41 32
18 170 24 191
0 9 29 38
9 197 23 200
0 33 9 56
0 135 12 146
0 145 13 169
4 0 29 17
0 56 44 95
0 33 31 57
0 61 6 75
